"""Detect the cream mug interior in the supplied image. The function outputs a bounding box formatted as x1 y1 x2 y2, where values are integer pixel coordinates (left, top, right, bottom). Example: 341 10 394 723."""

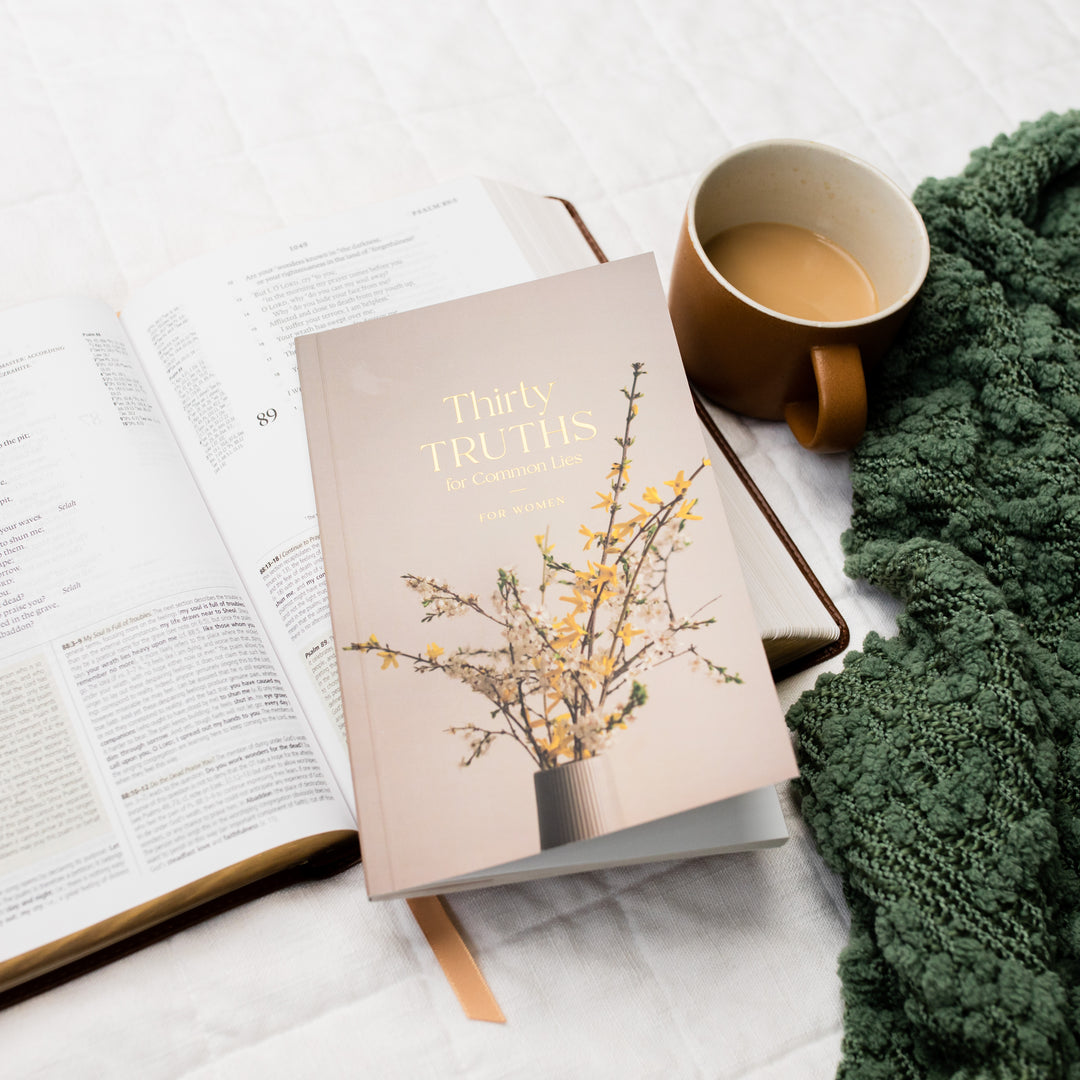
689 140 928 320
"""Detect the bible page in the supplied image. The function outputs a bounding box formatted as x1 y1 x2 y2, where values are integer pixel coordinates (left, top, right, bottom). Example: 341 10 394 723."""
0 298 354 968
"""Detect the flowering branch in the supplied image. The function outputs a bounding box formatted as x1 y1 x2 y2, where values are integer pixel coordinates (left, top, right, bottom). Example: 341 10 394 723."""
347 363 743 771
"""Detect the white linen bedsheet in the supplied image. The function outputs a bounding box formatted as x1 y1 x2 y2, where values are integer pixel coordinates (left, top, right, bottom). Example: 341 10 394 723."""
2 1 1078 1076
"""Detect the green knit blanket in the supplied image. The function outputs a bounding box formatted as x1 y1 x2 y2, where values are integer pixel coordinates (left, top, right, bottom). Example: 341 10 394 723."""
787 112 1080 1080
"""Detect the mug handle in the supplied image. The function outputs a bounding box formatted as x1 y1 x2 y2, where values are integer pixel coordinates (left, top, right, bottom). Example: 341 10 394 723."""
783 344 866 453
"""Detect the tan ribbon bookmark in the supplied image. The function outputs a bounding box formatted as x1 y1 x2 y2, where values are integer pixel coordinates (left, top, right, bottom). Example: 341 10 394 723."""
406 895 505 1023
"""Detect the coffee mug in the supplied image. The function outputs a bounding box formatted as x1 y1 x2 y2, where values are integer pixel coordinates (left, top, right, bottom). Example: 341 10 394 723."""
668 140 930 452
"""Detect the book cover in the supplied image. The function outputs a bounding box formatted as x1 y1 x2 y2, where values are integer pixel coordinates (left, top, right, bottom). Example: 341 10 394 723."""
298 254 799 898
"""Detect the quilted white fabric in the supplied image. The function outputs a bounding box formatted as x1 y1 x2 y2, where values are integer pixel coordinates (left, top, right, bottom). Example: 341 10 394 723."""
2 1 1079 1077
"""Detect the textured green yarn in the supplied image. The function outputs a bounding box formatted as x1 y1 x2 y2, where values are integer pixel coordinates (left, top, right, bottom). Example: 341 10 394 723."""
786 112 1080 1079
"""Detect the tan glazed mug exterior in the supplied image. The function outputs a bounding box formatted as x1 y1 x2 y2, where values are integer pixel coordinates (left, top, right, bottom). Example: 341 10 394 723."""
668 140 931 452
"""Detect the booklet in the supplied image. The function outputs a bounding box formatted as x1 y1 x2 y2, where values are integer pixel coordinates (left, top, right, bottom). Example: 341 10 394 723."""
297 255 800 900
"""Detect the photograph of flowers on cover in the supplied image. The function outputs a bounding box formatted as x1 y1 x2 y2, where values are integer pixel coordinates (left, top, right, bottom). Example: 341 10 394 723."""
349 363 747 849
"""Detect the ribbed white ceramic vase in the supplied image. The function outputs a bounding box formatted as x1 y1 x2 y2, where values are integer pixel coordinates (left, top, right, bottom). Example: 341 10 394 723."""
533 756 624 850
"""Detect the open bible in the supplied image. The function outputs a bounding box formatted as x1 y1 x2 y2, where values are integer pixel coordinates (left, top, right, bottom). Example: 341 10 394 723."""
0 176 842 997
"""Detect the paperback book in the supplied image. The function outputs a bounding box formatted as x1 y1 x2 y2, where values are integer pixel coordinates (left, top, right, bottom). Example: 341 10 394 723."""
298 254 800 899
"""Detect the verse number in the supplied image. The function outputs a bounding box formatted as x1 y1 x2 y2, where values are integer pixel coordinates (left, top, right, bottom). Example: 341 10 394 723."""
257 408 278 427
